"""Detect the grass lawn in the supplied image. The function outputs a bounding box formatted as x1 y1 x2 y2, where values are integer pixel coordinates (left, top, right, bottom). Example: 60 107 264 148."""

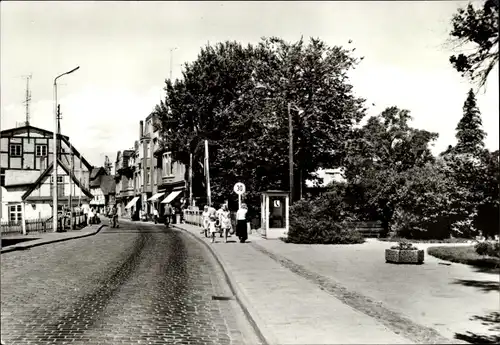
378 237 471 244
427 245 500 269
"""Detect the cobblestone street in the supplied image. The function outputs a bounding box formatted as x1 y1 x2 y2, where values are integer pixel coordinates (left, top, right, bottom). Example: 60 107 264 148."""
1 221 260 345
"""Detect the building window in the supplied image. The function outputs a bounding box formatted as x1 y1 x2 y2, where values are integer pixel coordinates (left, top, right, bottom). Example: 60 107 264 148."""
9 204 22 223
1 168 5 186
50 176 64 183
50 176 65 197
35 144 48 156
163 152 173 177
147 169 151 185
9 144 22 157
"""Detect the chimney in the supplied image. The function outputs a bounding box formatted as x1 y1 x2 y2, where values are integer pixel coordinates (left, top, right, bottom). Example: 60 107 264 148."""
139 121 144 139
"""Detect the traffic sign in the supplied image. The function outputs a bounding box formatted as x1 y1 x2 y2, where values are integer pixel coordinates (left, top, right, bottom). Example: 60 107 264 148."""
233 182 246 195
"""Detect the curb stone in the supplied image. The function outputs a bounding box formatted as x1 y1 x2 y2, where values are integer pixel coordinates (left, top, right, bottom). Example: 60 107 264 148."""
174 225 274 345
1 224 106 254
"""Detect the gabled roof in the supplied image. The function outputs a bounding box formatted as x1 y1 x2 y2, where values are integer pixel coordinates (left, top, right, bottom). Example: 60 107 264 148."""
100 175 116 195
22 158 93 200
1 125 92 171
122 150 135 158
0 125 69 140
89 175 116 195
90 175 102 188
90 166 107 180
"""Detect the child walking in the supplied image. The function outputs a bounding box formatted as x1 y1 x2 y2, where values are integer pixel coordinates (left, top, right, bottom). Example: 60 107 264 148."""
202 205 210 237
220 204 232 243
208 210 218 243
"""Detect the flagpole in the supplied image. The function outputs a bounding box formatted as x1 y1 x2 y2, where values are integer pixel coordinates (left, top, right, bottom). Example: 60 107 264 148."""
205 140 211 206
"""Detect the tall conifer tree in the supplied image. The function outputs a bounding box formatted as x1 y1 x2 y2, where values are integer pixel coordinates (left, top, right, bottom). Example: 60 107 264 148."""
455 88 486 155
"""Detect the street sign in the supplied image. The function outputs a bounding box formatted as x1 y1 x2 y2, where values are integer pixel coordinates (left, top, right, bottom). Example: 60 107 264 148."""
233 182 246 195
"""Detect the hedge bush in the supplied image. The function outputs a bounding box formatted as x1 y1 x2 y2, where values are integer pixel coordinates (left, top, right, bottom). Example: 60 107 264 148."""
475 241 500 258
285 195 364 244
427 245 500 269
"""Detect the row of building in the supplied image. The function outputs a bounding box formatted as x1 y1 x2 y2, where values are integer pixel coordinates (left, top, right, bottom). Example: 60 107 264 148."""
1 124 117 224
113 113 187 220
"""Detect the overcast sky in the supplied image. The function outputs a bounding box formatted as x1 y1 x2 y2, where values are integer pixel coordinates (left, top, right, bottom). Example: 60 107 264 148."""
1 1 498 174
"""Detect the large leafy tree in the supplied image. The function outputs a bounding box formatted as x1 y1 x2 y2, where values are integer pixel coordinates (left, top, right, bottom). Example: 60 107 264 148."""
474 149 500 238
343 107 438 232
252 37 366 200
449 0 499 89
154 38 365 217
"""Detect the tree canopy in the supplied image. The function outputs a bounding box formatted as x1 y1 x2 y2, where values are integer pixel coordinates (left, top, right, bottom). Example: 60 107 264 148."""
153 37 365 213
342 106 439 230
449 0 499 89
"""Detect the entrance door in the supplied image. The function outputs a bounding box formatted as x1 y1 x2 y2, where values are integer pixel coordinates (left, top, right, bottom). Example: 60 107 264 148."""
268 195 286 228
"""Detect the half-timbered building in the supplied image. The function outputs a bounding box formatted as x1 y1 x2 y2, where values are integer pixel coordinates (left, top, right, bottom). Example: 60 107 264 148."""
0 125 93 222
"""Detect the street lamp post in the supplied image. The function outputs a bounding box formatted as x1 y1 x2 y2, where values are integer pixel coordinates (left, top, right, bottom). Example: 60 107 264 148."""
288 103 294 203
52 66 80 232
287 102 304 205
255 84 304 204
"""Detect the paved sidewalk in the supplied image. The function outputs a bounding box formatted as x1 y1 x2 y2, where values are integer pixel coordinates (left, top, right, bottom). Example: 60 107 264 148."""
175 223 413 344
1 224 105 254
254 239 498 343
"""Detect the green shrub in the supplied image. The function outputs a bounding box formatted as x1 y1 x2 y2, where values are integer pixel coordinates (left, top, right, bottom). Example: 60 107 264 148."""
390 242 419 250
285 196 364 244
475 241 500 258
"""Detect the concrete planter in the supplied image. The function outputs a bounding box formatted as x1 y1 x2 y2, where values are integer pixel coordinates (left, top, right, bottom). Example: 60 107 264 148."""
385 248 424 264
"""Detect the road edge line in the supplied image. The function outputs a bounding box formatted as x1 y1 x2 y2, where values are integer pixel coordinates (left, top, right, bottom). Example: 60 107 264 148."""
1 224 106 254
174 225 273 345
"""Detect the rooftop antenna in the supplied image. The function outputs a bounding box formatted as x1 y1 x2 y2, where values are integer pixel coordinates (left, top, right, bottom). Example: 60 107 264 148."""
20 74 32 126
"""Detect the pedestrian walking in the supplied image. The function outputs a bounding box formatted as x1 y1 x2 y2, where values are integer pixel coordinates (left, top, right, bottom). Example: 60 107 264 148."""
216 203 224 238
153 207 159 224
220 204 232 243
208 209 218 243
202 205 210 236
236 203 248 243
110 205 119 228
88 208 95 225
164 203 173 227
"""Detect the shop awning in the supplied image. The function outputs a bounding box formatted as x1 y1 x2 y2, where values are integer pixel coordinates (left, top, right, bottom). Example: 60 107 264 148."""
125 196 140 209
148 192 164 202
161 190 182 204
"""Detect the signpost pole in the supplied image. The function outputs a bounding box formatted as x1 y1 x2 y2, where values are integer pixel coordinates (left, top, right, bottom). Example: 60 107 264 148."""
233 182 246 209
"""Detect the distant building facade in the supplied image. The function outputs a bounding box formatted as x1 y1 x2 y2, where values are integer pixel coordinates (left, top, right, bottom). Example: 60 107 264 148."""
114 114 186 220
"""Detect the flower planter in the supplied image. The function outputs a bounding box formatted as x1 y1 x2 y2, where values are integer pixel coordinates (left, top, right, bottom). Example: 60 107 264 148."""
385 248 425 264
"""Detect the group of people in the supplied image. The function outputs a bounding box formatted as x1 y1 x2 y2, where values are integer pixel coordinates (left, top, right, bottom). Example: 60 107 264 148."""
201 203 248 243
85 207 101 225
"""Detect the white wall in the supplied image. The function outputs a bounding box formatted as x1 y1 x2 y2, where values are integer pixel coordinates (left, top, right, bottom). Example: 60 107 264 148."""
24 203 52 220
5 170 41 185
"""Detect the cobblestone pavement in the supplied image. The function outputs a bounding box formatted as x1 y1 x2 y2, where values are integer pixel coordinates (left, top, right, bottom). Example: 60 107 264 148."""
1 221 260 345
